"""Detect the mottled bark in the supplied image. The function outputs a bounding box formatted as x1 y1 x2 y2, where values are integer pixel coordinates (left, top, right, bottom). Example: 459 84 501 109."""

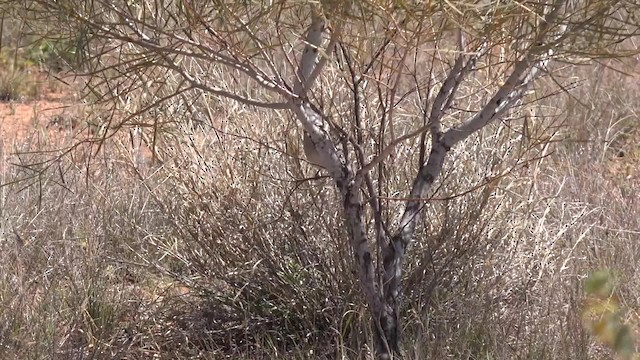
290 14 388 356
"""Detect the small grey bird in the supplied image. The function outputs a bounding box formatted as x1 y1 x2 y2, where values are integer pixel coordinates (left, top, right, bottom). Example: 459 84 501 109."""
303 131 331 169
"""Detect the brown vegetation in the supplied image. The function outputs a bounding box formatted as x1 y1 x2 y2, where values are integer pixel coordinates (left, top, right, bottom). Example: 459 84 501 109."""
0 2 639 359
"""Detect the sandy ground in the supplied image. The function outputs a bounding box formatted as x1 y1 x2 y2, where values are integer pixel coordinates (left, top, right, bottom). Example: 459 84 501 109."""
0 73 81 174
0 100 68 144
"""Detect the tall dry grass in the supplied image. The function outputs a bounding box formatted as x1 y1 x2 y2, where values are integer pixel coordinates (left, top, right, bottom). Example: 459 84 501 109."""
0 27 638 360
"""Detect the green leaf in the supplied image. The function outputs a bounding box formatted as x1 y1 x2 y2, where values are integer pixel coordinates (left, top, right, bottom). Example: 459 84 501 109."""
584 269 615 298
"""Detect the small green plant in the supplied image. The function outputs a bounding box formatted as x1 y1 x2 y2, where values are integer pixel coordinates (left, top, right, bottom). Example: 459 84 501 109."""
582 269 637 359
0 68 27 101
0 49 43 100
27 38 81 71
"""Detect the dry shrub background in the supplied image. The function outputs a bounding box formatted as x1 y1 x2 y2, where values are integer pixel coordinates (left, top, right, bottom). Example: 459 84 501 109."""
0 15 639 360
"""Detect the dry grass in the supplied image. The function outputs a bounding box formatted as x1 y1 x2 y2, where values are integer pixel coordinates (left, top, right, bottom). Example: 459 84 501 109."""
0 19 639 360
1 64 638 359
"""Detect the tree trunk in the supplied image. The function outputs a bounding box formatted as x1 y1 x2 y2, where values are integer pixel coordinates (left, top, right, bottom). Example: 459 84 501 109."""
372 303 402 359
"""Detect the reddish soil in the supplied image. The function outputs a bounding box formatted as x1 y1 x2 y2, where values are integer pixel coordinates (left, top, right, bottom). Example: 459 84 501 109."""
1 101 67 143
0 71 159 177
0 73 79 174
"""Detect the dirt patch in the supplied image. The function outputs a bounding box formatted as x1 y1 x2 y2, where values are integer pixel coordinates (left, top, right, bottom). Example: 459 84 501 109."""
0 74 159 177
1 101 67 142
0 73 80 174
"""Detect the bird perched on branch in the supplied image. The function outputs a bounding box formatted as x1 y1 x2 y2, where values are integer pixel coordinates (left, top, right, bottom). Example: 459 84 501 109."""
303 131 331 169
